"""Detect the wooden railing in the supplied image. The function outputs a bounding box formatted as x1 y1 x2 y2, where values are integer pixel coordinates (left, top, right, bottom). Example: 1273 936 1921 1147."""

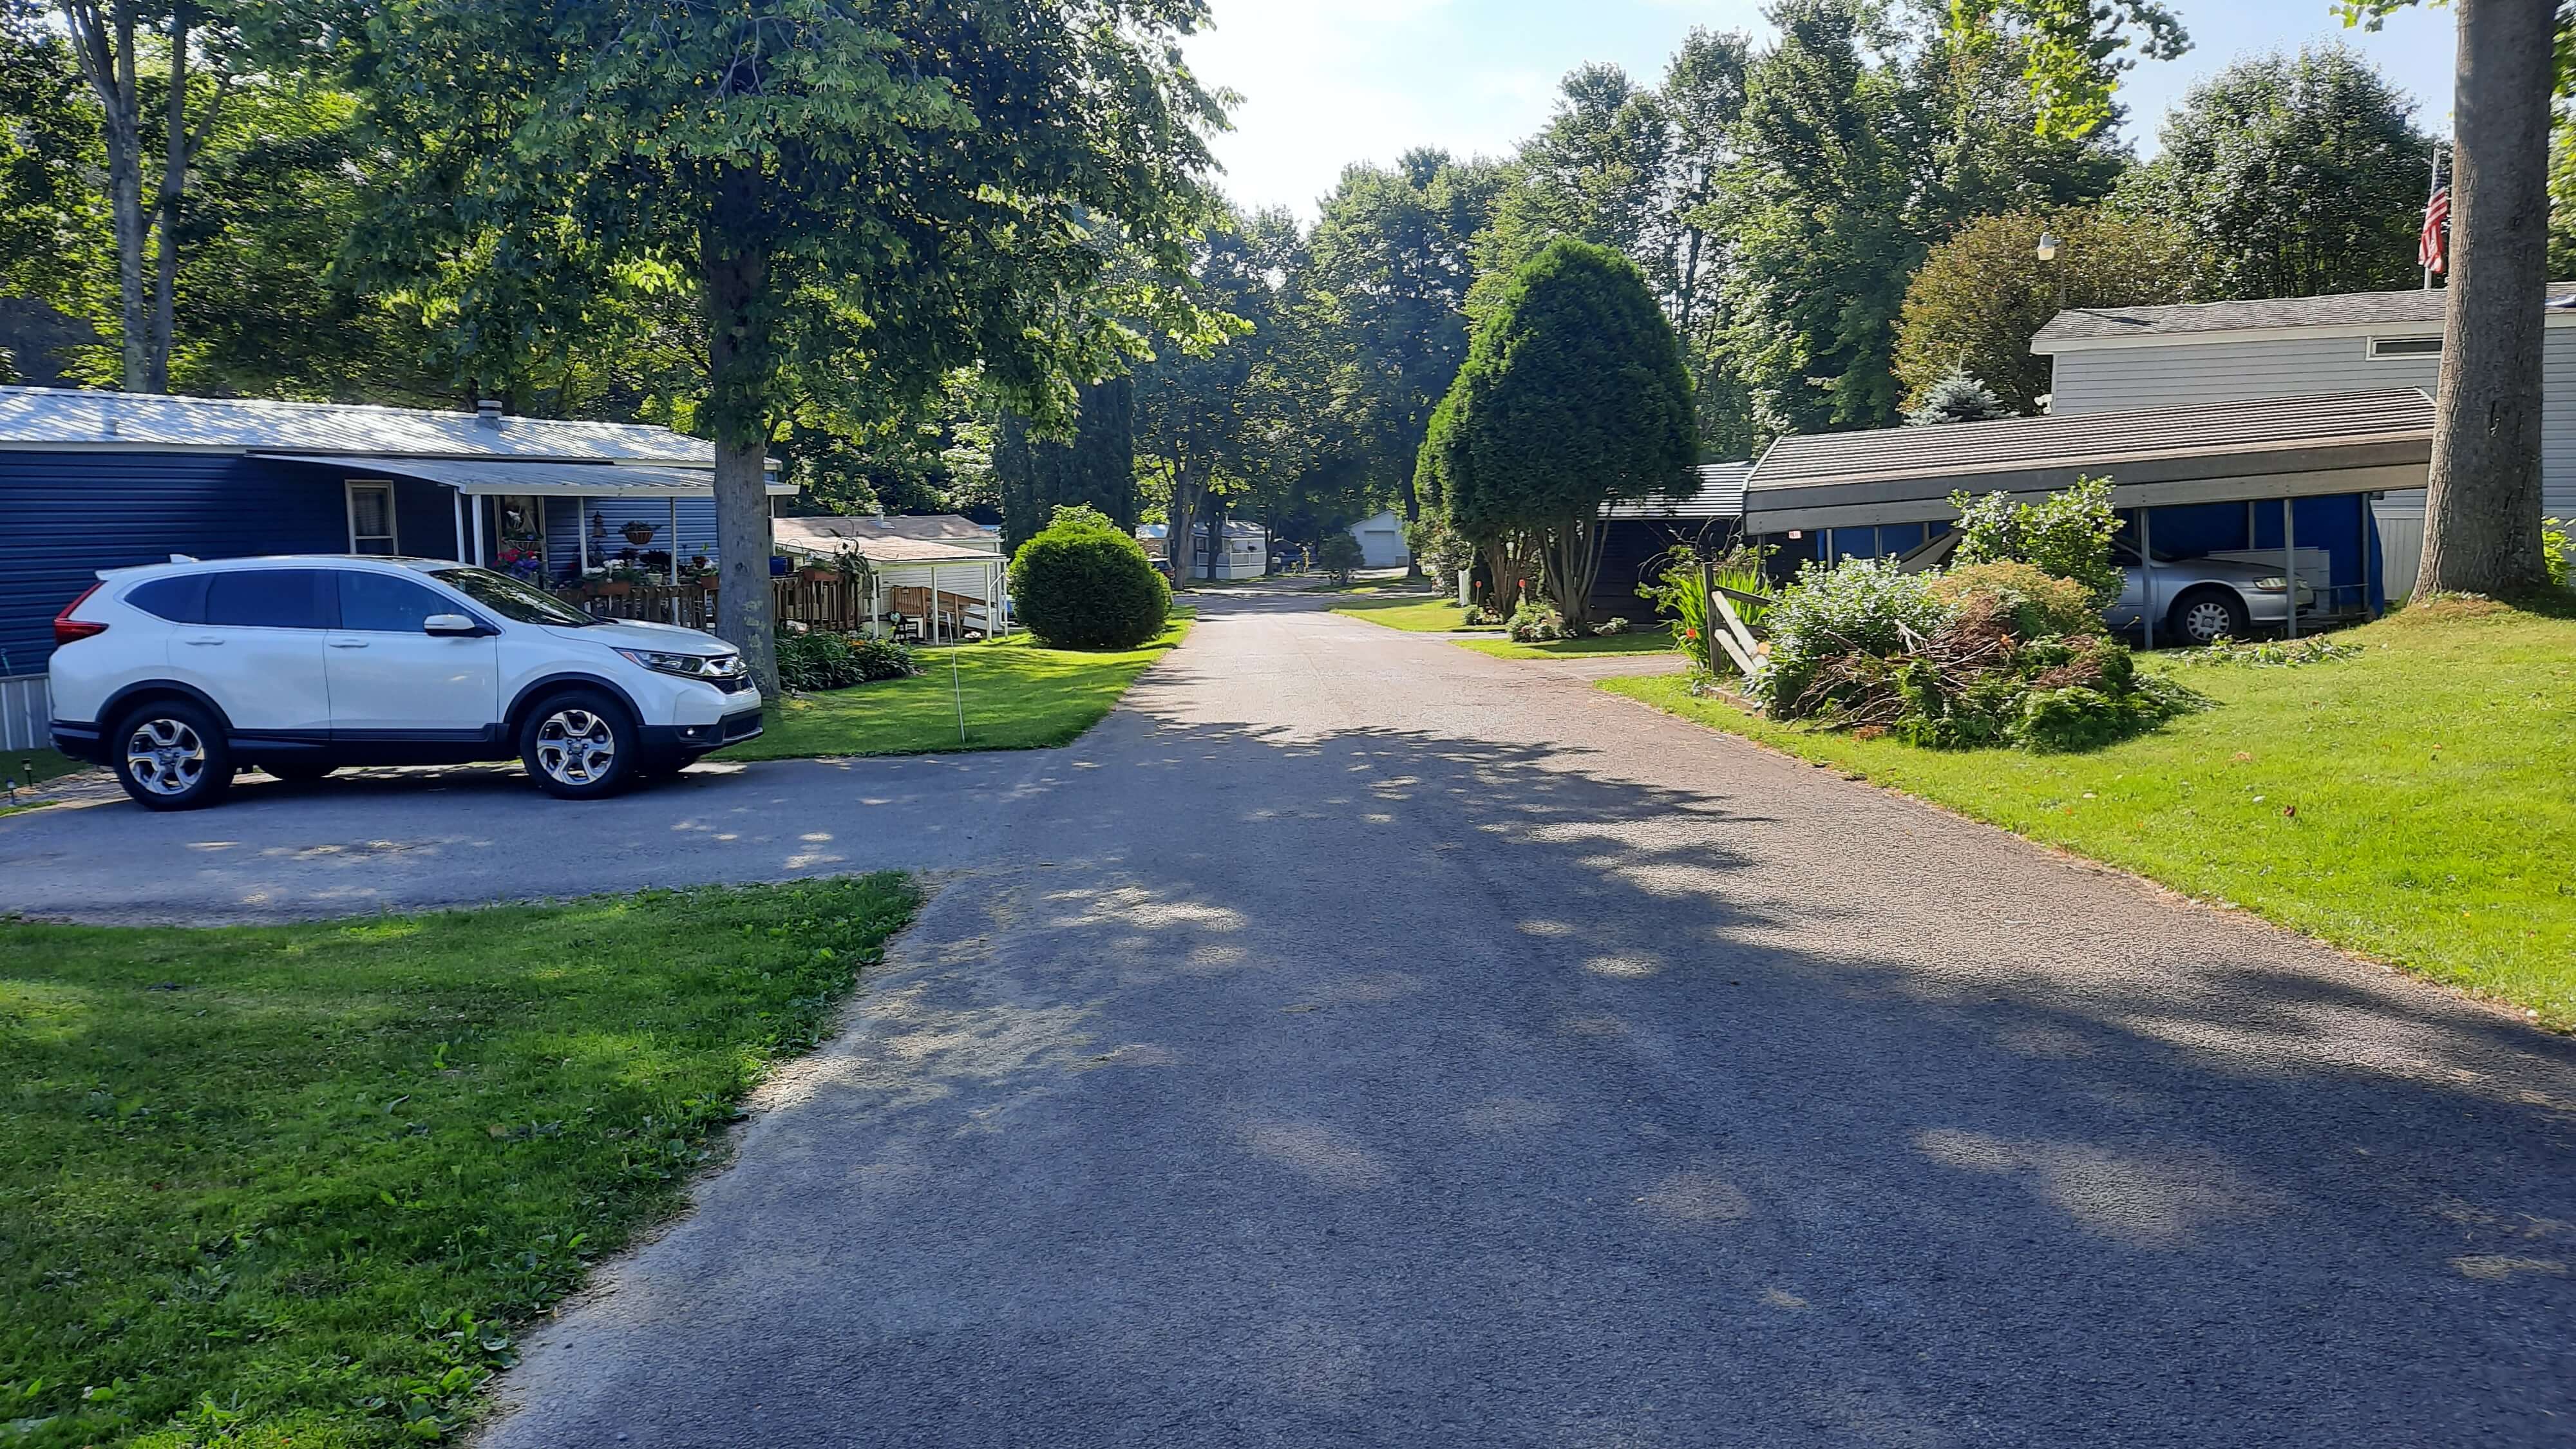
560 576 992 638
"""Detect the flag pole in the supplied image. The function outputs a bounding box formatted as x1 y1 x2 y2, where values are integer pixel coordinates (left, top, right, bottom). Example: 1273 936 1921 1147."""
2423 139 2443 290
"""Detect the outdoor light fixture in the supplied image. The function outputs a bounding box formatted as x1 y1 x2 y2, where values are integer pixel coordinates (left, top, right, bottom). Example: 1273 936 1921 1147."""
1786 529 1804 540
2035 231 2060 263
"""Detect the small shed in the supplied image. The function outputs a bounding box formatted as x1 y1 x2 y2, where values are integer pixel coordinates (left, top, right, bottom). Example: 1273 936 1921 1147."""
1591 462 1754 620
1345 509 1410 569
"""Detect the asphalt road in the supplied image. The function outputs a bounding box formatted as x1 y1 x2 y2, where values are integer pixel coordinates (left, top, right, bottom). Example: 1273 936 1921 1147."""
11 591 2575 1444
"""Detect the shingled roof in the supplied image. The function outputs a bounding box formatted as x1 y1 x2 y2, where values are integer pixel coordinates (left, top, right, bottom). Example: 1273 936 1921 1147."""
2031 283 2576 348
1740 390 2432 533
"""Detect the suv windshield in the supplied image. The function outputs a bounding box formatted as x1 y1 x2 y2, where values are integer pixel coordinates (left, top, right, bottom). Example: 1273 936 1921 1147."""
425 566 600 627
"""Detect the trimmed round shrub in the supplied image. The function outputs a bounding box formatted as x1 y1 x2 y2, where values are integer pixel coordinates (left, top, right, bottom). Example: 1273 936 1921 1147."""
1926 560 2101 639
1316 533 1365 583
1010 505 1171 649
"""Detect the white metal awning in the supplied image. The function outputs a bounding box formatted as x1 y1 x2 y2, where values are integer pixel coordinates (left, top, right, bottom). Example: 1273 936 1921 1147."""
256 454 795 497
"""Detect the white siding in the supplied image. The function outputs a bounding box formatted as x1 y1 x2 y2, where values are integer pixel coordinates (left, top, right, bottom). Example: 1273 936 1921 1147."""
2049 325 2576 522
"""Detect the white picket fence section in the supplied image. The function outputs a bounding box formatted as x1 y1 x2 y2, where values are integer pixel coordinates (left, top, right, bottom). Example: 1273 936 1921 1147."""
1 674 51 754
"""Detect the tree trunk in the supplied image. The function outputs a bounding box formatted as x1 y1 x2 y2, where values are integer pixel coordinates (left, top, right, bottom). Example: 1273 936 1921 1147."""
701 182 781 696
1542 512 1605 633
1166 463 1204 591
146 0 191 393
62 1 153 390
2416 0 2554 596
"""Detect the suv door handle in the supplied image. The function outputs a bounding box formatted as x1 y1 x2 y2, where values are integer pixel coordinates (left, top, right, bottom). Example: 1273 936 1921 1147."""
184 636 224 647
328 640 370 649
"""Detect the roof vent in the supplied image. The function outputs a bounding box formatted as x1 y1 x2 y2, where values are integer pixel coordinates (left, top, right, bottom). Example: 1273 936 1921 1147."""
475 399 505 429
102 415 119 437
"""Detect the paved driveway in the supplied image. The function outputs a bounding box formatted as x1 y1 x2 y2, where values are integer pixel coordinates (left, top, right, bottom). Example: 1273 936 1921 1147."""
11 591 2575 1444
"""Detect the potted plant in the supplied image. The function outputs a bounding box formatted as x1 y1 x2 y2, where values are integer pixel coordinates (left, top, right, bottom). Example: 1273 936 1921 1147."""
621 520 658 547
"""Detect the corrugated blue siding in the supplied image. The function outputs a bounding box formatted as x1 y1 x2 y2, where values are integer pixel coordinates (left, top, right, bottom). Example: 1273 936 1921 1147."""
0 451 459 674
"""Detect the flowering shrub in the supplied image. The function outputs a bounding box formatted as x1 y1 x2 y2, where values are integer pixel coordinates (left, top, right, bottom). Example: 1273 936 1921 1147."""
1507 599 1567 641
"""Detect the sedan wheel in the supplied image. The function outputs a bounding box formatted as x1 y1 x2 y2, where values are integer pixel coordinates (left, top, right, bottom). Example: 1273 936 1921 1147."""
2170 589 2250 647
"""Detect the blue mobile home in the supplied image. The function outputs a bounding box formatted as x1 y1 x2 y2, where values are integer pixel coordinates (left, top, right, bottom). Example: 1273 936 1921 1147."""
0 387 793 676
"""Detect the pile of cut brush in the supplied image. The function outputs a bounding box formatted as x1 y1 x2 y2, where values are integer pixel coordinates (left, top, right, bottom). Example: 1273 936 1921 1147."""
1752 559 2204 752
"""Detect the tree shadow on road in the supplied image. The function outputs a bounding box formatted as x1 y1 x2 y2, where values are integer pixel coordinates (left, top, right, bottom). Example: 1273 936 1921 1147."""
501 706 2576 1448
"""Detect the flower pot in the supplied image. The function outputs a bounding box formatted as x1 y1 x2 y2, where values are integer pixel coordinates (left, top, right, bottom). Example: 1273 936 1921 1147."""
601 580 630 597
801 567 835 582
621 522 658 546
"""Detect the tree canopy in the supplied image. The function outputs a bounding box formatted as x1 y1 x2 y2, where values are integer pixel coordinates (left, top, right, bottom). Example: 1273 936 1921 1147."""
348 0 1229 688
1894 207 2196 413
2116 46 2437 299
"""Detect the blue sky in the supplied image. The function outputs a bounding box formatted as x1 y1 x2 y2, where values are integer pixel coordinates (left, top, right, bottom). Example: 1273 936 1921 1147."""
1181 0 2460 221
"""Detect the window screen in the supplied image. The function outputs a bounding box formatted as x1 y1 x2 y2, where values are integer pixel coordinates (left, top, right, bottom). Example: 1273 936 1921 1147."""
337 570 455 632
204 569 327 630
347 482 399 554
125 574 207 624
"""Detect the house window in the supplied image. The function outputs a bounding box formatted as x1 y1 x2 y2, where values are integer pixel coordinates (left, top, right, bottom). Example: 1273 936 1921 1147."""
346 480 399 554
2370 336 2443 358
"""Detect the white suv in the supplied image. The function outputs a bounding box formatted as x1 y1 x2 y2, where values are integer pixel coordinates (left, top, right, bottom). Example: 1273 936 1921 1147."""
47 556 764 810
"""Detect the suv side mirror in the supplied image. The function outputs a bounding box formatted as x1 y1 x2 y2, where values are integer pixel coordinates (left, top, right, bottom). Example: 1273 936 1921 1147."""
423 614 482 636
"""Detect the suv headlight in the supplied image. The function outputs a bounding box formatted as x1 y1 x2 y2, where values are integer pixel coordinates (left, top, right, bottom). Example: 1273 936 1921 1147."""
616 647 748 685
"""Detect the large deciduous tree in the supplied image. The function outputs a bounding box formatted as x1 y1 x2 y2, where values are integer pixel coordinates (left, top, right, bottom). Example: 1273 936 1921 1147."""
1302 150 1502 556
354 0 1224 692
34 0 240 392
1416 239 1694 631
1132 209 1294 588
2116 46 2437 299
1894 207 2197 413
1717 0 2125 439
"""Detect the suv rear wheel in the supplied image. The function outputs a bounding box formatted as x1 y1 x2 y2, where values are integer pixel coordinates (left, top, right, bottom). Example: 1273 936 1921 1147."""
113 700 234 811
518 690 639 800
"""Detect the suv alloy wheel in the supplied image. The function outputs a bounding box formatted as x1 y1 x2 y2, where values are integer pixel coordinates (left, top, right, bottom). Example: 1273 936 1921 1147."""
518 690 640 800
113 700 234 811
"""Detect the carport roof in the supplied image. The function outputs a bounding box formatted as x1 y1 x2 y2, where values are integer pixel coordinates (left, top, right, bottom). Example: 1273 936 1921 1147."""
257 454 796 497
1741 390 2432 534
1605 462 1753 520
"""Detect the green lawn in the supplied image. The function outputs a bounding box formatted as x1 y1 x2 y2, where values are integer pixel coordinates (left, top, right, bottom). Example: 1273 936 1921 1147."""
721 618 1188 761
1456 627 1678 659
0 878 919 1448
1330 594 1498 633
1603 598 2576 1029
10 748 84 786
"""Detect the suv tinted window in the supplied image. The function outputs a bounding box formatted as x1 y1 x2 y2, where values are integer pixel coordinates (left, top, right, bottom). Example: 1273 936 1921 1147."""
337 570 458 632
203 569 328 629
125 574 207 624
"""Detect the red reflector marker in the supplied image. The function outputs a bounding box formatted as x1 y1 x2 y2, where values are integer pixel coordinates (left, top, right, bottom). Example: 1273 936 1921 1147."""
53 583 107 645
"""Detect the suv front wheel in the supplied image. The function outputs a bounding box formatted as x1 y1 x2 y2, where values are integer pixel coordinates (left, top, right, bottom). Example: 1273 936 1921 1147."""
113 700 234 811
518 690 640 800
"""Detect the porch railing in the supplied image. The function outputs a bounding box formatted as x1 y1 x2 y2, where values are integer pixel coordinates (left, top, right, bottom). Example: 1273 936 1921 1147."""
562 577 994 638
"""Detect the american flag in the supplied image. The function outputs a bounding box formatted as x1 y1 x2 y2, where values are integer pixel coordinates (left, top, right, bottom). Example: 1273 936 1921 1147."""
2420 187 2451 274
